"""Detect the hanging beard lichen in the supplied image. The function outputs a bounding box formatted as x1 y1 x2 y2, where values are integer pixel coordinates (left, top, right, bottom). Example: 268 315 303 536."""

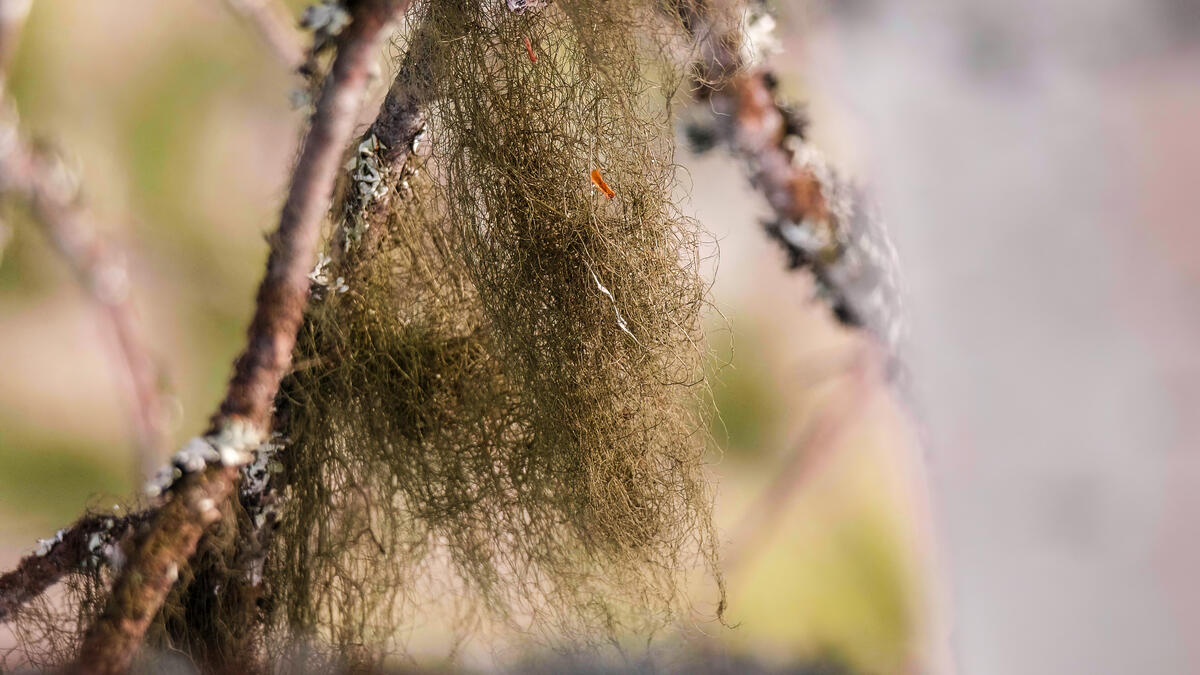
0 1 725 670
266 0 722 663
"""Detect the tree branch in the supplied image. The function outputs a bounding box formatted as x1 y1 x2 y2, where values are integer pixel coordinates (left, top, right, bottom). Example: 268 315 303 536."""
675 0 903 356
0 0 433 645
73 3 410 672
0 511 148 623
220 0 307 71
329 20 434 262
0 130 171 479
0 0 169 481
721 345 879 573
0 0 29 92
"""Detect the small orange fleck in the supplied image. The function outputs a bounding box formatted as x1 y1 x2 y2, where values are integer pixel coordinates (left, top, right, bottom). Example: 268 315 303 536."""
524 35 537 63
590 169 615 199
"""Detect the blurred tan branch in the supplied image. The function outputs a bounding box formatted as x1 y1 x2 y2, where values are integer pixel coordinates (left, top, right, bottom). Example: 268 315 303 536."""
221 0 307 71
722 344 879 574
0 0 170 482
73 2 411 672
0 130 171 480
0 0 29 90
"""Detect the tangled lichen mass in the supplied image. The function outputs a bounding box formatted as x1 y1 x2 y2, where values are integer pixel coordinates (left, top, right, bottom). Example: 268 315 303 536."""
271 0 722 659
4 0 727 669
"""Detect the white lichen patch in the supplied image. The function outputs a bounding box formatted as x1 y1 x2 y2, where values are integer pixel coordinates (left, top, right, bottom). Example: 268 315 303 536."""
34 529 65 557
300 1 351 39
143 420 265 497
175 436 219 473
241 433 286 500
338 134 390 253
348 134 389 202
240 433 287 586
210 418 265 467
505 0 551 13
777 218 835 257
309 252 333 286
310 253 348 297
739 5 781 68
83 521 124 570
341 216 366 253
144 464 181 498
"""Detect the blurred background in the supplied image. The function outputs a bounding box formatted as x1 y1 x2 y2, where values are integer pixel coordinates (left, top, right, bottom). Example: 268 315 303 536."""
1 0 1197 673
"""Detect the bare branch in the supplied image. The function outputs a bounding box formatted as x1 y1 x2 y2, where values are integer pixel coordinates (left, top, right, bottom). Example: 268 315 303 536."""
221 0 307 71
721 345 879 574
0 0 170 481
0 130 171 479
0 0 29 91
0 512 149 623
0 0 433 643
73 2 411 672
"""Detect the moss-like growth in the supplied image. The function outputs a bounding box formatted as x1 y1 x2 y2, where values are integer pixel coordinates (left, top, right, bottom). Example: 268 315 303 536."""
2 1 723 669
266 0 722 663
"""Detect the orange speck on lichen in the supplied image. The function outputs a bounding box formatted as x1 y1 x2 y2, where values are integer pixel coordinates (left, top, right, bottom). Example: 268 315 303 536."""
590 169 615 198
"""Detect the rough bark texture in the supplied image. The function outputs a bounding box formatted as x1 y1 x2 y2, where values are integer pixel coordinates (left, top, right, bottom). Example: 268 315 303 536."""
0 512 147 623
73 3 409 672
329 22 435 262
214 4 398 431
675 0 903 354
75 468 237 674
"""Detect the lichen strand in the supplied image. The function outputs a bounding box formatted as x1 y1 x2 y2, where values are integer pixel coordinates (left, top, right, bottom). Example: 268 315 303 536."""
0 510 145 670
1 2 724 669
266 0 722 664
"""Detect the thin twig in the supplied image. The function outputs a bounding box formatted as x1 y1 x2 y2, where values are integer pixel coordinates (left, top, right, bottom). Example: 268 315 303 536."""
0 0 169 482
0 0 30 91
73 3 409 672
0 131 171 480
721 344 878 574
221 0 307 71
0 511 149 623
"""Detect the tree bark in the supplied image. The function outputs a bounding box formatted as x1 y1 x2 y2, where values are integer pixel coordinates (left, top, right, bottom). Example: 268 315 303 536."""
72 3 411 672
